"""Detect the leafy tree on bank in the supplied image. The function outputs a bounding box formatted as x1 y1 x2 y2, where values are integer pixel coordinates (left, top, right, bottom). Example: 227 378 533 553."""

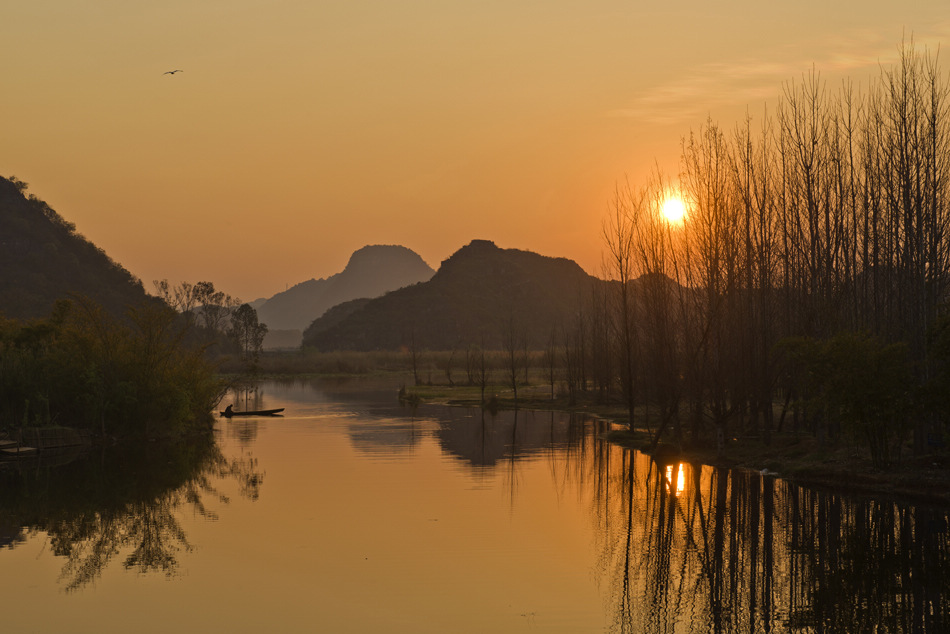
229 303 267 370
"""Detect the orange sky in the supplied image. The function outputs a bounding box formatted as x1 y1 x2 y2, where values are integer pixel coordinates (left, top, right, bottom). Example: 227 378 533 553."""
3 1 949 301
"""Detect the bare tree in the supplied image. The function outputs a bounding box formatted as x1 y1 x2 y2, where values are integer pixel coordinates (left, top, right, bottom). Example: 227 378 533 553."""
603 183 641 430
502 315 523 405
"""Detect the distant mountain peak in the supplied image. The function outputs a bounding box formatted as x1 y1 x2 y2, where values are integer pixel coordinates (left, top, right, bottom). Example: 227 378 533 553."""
433 239 586 284
464 239 497 249
442 239 498 261
344 244 430 273
255 244 434 332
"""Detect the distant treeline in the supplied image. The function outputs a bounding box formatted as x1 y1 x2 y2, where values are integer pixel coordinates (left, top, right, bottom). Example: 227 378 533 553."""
152 278 268 368
567 42 950 467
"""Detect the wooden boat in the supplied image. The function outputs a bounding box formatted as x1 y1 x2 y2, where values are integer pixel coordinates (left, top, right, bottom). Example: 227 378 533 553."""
220 407 285 418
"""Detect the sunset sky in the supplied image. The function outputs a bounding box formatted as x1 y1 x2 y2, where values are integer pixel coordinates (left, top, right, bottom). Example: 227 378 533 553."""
3 1 949 301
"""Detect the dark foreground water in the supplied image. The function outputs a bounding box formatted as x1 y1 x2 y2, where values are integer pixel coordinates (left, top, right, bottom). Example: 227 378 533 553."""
1 378 948 633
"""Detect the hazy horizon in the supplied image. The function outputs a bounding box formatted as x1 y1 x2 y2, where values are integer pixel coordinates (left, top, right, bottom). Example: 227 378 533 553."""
3 1 949 301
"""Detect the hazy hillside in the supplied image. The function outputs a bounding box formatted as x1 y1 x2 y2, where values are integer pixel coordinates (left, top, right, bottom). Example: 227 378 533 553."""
0 176 156 320
303 240 596 351
256 244 434 332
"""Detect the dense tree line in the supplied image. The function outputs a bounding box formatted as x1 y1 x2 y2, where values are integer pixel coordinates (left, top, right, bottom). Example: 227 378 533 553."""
0 279 267 438
0 297 225 438
562 43 950 467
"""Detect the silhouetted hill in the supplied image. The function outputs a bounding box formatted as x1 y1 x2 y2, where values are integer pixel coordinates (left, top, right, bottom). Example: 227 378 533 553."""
0 176 156 320
303 297 373 339
256 245 434 331
302 240 596 350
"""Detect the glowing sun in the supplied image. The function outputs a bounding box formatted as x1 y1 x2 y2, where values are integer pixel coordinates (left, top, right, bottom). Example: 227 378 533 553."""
661 197 687 224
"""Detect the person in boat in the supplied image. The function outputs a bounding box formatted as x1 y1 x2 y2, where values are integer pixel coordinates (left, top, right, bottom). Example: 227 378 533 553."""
224 404 234 417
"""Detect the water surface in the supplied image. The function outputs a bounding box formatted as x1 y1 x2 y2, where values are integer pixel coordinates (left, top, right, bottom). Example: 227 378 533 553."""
1 378 947 632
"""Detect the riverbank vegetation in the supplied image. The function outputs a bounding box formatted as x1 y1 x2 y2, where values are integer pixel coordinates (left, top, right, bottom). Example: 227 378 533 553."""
0 297 226 439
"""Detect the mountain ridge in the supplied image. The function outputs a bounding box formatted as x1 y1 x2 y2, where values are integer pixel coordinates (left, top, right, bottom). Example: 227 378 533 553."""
0 175 157 320
303 239 597 351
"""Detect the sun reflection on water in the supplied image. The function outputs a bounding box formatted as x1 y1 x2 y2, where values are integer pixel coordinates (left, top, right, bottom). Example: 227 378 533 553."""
665 463 687 496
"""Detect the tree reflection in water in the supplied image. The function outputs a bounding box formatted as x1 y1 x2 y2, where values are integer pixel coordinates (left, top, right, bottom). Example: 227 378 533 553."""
0 437 262 592
577 437 950 633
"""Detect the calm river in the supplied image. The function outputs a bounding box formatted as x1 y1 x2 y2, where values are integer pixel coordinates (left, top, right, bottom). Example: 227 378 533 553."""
1 378 948 632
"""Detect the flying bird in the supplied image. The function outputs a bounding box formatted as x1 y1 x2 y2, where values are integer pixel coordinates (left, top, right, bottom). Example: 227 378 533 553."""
164 69 183 75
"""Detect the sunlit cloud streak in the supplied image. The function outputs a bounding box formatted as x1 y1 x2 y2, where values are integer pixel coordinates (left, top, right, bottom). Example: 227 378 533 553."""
613 24 950 125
